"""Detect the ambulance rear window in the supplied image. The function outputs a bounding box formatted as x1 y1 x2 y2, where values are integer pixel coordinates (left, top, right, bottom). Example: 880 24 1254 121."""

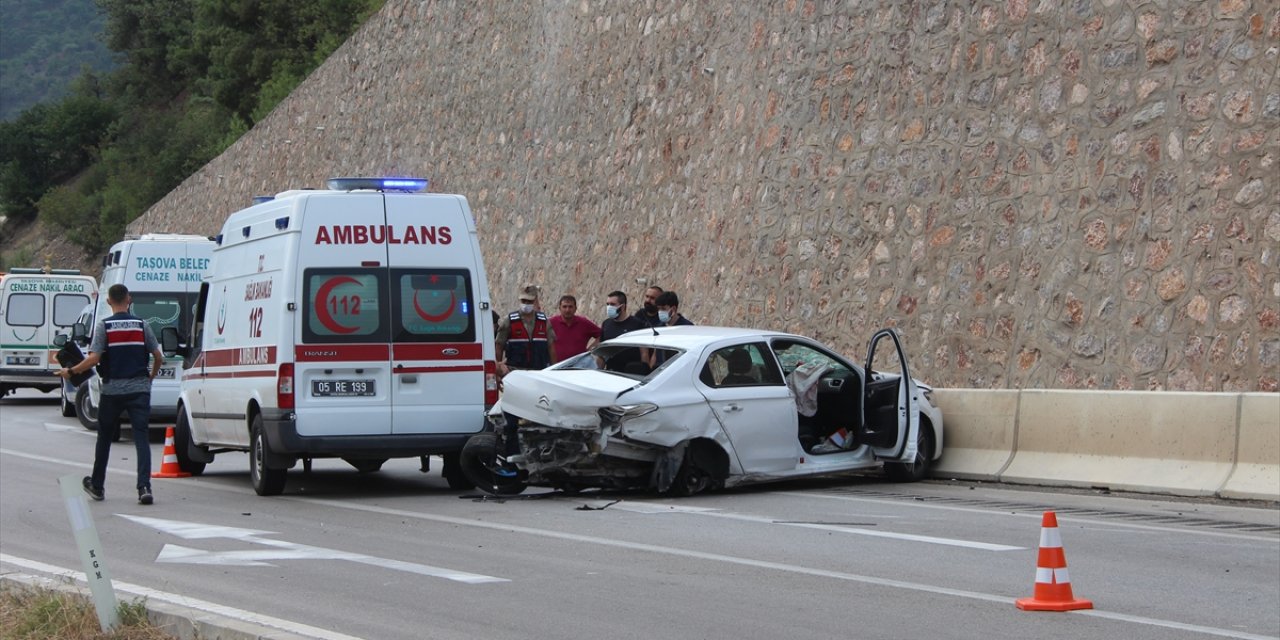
391 268 475 342
53 294 90 326
302 269 389 343
5 293 43 326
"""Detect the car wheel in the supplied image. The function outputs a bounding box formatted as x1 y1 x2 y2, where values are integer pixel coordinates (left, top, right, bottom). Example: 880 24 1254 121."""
441 452 475 490
667 458 711 497
459 432 527 495
75 383 99 431
174 411 206 476
884 424 935 483
344 457 386 473
250 414 287 496
60 385 76 417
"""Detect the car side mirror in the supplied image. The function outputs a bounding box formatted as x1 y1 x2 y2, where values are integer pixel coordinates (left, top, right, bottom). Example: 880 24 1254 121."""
72 322 89 343
53 334 69 347
161 326 186 357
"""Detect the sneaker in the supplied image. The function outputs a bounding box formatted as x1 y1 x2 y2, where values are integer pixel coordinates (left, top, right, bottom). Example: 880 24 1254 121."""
81 476 104 501
138 487 153 505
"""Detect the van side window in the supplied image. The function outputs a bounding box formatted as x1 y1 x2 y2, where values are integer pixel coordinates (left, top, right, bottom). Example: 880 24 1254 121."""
302 269 388 343
391 269 475 342
53 294 90 326
5 294 44 326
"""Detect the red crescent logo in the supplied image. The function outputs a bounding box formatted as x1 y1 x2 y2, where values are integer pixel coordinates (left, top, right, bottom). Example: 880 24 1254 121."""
315 276 361 334
413 290 456 322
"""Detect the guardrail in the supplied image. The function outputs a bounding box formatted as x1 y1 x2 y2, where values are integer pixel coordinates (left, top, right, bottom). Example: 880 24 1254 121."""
930 389 1279 503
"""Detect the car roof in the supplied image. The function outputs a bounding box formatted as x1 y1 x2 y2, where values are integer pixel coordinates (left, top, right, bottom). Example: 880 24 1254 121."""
605 325 800 350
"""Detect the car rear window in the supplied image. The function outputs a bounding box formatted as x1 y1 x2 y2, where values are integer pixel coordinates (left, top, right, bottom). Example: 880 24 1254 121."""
53 293 90 326
5 293 44 326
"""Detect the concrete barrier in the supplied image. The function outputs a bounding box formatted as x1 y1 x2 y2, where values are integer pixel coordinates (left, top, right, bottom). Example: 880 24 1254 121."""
930 389 1018 480
998 390 1240 497
1217 393 1280 501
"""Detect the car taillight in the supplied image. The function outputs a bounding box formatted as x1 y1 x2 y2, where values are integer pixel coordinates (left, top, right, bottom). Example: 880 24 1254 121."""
277 363 294 409
484 360 499 406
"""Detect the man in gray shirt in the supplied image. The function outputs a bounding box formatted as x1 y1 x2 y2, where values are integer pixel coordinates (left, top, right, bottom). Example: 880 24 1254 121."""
57 284 164 504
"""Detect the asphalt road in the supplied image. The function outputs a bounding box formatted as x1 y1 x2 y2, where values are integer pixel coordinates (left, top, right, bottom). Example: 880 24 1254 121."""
1 388 1277 640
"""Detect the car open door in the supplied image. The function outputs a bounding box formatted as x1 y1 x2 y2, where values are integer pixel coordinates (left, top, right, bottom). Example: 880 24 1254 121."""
864 328 919 462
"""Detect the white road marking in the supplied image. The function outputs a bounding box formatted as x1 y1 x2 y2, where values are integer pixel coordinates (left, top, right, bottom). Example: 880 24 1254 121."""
299 497 1278 640
119 514 507 584
777 491 1280 543
0 553 364 640
610 501 1022 551
4 446 1277 640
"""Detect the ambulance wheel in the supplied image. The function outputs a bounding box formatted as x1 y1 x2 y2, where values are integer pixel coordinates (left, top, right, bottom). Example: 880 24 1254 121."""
459 433 526 496
441 452 475 490
174 411 206 476
60 386 76 417
250 415 286 496
344 457 386 473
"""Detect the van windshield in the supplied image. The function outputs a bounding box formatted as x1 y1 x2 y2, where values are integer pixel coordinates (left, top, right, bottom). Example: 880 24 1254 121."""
130 292 196 353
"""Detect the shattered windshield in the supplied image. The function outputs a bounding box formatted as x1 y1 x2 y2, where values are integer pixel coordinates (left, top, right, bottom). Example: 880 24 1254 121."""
557 344 683 380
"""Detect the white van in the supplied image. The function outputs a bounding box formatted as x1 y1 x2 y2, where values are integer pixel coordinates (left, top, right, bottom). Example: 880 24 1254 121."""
65 234 215 431
172 177 498 495
0 268 97 405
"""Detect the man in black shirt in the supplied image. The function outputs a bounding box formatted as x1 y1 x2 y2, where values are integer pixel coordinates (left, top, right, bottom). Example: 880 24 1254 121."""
600 290 646 371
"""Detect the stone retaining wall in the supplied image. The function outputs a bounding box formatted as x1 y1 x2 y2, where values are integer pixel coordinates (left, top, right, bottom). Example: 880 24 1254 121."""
130 0 1280 392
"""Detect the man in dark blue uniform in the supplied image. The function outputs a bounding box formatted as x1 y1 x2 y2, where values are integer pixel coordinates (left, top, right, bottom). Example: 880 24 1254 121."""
57 284 165 504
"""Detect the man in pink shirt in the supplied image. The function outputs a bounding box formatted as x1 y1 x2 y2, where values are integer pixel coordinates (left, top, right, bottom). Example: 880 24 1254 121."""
550 294 602 363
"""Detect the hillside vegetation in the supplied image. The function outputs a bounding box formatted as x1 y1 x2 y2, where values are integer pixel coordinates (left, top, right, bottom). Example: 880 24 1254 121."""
0 0 384 271
0 0 115 121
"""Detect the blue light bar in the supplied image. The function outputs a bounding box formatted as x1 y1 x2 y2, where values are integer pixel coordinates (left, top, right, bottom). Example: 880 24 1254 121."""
253 196 275 204
327 177 429 193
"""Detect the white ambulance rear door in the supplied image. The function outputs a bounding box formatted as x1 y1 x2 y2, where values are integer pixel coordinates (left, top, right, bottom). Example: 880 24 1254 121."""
384 194 486 436
293 193 394 437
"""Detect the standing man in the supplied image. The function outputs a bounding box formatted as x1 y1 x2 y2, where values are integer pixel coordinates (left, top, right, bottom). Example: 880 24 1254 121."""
550 294 601 362
495 284 556 377
648 290 694 368
56 284 164 504
633 285 664 328
655 290 694 327
600 290 647 371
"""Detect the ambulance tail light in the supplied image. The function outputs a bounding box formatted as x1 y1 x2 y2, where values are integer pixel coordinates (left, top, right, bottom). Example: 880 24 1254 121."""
484 360 499 406
277 363 295 409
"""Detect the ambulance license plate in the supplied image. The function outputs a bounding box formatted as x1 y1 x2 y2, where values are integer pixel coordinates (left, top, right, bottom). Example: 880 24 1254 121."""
311 379 375 397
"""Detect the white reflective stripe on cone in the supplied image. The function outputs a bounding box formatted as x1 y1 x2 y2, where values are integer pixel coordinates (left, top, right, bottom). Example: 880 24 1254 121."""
1039 527 1063 548
1035 567 1071 584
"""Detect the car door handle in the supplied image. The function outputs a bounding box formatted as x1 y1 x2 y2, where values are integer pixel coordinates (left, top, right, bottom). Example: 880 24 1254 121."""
722 403 742 412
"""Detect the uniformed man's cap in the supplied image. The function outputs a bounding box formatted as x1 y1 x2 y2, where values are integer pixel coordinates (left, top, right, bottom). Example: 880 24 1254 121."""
519 284 540 302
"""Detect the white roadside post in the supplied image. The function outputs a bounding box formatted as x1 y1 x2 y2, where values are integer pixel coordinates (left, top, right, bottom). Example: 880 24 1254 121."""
57 474 120 631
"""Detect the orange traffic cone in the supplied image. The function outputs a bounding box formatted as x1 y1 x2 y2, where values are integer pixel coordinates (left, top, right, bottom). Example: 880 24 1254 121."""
1015 510 1092 611
152 426 191 479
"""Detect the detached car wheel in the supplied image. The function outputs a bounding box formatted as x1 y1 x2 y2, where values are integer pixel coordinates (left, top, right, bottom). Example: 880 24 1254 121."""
442 452 475 490
459 433 527 495
884 424 934 483
250 414 287 496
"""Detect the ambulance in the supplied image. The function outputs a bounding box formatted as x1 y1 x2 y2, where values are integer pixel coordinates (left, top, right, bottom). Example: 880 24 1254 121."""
0 268 97 402
172 177 498 495
65 234 215 430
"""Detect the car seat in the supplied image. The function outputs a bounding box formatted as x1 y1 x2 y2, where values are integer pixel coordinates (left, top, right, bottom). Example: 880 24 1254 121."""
721 349 757 385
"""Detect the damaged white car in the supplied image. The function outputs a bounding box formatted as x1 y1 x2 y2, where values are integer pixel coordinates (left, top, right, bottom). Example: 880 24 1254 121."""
460 326 943 496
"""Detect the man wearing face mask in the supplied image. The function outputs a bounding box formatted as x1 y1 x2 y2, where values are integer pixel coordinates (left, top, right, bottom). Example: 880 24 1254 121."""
632 285 664 328
647 290 694 368
496 284 556 378
600 290 646 371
